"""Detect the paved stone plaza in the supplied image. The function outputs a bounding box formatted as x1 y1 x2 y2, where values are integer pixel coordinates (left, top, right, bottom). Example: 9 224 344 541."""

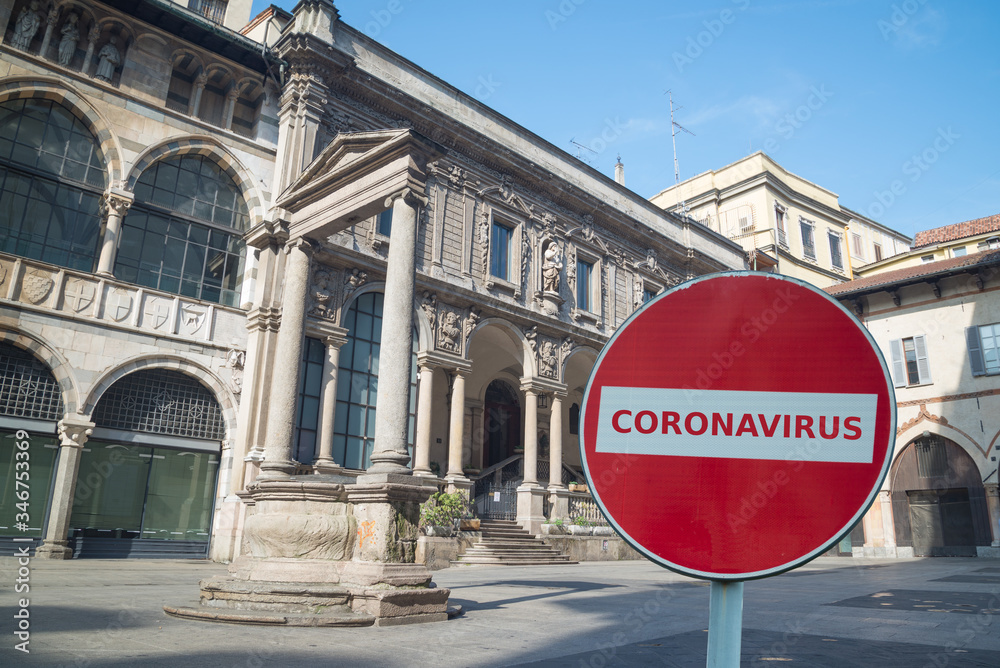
1 556 997 667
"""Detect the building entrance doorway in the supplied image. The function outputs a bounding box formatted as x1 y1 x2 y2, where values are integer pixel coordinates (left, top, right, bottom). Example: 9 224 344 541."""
483 380 520 469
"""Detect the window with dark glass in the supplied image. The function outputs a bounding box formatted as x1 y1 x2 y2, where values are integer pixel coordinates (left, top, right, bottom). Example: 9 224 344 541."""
331 292 417 470
829 231 843 269
577 259 594 311
294 337 326 465
377 208 393 236
115 155 248 306
800 219 815 259
490 221 513 281
0 98 105 271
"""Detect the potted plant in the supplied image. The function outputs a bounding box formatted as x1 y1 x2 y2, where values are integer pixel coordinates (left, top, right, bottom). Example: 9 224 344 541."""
420 491 466 537
568 516 593 535
541 518 566 535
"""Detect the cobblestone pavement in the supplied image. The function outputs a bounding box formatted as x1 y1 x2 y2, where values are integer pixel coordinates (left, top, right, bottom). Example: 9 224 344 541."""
1 556 997 667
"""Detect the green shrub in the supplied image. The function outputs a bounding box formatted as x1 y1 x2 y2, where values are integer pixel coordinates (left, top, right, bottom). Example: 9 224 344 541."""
572 516 591 527
420 491 467 528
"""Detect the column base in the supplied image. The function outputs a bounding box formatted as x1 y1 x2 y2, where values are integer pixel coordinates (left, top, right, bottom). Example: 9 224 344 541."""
444 475 472 495
166 475 451 626
516 484 548 535
34 541 73 560
548 486 571 521
313 458 344 475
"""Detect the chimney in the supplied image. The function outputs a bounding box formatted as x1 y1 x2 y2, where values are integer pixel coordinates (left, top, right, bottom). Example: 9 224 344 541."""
614 155 624 185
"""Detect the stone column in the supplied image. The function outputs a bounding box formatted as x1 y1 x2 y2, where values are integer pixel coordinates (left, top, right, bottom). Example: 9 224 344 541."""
445 370 471 493
189 71 207 117
548 393 565 490
39 8 57 59
258 237 315 479
223 87 239 130
35 416 95 559
83 24 99 76
412 359 435 477
365 190 426 477
516 384 546 534
313 332 347 474
96 191 133 277
522 388 539 486
986 483 1000 547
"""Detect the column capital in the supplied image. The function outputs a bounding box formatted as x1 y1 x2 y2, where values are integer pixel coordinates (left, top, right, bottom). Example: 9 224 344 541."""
520 378 566 396
417 350 471 373
985 482 999 496
385 188 429 210
57 416 95 448
285 235 318 257
101 189 133 215
304 319 349 344
245 219 290 250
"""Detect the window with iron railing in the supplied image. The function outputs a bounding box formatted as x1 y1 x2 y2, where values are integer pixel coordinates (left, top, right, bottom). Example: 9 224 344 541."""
190 0 227 24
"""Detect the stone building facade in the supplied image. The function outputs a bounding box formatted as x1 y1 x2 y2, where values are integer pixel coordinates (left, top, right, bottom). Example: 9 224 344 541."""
0 0 276 558
829 250 1000 558
651 152 912 287
0 0 746 565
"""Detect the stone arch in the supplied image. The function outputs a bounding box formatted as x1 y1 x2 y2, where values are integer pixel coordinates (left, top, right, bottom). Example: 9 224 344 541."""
338 281 428 352
561 345 598 387
895 420 988 480
0 327 80 415
887 432 992 556
124 136 264 223
467 317 532 376
0 76 123 185
82 354 237 438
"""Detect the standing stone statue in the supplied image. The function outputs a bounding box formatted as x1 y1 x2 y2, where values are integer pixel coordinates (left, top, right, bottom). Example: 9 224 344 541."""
57 13 79 67
10 1 42 51
94 36 120 82
541 241 563 293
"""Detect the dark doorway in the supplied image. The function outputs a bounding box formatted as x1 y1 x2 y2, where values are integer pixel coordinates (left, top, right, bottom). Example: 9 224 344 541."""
890 435 991 557
484 379 520 468
907 488 978 557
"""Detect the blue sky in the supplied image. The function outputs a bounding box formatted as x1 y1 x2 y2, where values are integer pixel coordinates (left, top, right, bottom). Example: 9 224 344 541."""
249 1 1000 240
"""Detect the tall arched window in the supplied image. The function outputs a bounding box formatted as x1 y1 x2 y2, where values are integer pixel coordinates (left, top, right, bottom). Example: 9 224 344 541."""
331 292 418 470
70 369 225 555
0 98 105 271
0 341 63 540
115 154 248 306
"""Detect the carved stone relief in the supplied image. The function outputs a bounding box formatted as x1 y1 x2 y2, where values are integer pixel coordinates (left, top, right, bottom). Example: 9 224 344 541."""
308 268 336 319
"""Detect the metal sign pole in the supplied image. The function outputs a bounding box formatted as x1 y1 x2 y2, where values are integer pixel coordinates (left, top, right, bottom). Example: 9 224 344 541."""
706 580 744 667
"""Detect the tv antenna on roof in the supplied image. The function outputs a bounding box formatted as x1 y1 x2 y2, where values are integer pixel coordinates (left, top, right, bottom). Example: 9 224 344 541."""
570 138 598 163
665 90 695 186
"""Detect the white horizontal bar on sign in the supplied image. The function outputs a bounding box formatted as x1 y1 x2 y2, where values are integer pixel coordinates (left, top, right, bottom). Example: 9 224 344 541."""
595 387 878 464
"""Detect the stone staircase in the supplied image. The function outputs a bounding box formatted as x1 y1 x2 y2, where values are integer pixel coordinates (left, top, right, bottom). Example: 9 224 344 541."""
451 520 576 567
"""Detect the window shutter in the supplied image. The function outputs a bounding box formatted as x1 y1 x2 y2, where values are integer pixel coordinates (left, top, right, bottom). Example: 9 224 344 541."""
967 326 986 377
913 334 932 385
889 339 905 387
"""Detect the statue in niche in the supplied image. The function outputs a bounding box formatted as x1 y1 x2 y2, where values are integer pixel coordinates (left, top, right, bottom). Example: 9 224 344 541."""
308 270 334 319
95 36 121 82
538 340 557 377
541 241 563 293
11 1 42 51
439 311 460 351
57 13 79 67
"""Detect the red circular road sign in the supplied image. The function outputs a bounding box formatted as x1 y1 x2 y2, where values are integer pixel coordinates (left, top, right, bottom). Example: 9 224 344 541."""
580 272 895 580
